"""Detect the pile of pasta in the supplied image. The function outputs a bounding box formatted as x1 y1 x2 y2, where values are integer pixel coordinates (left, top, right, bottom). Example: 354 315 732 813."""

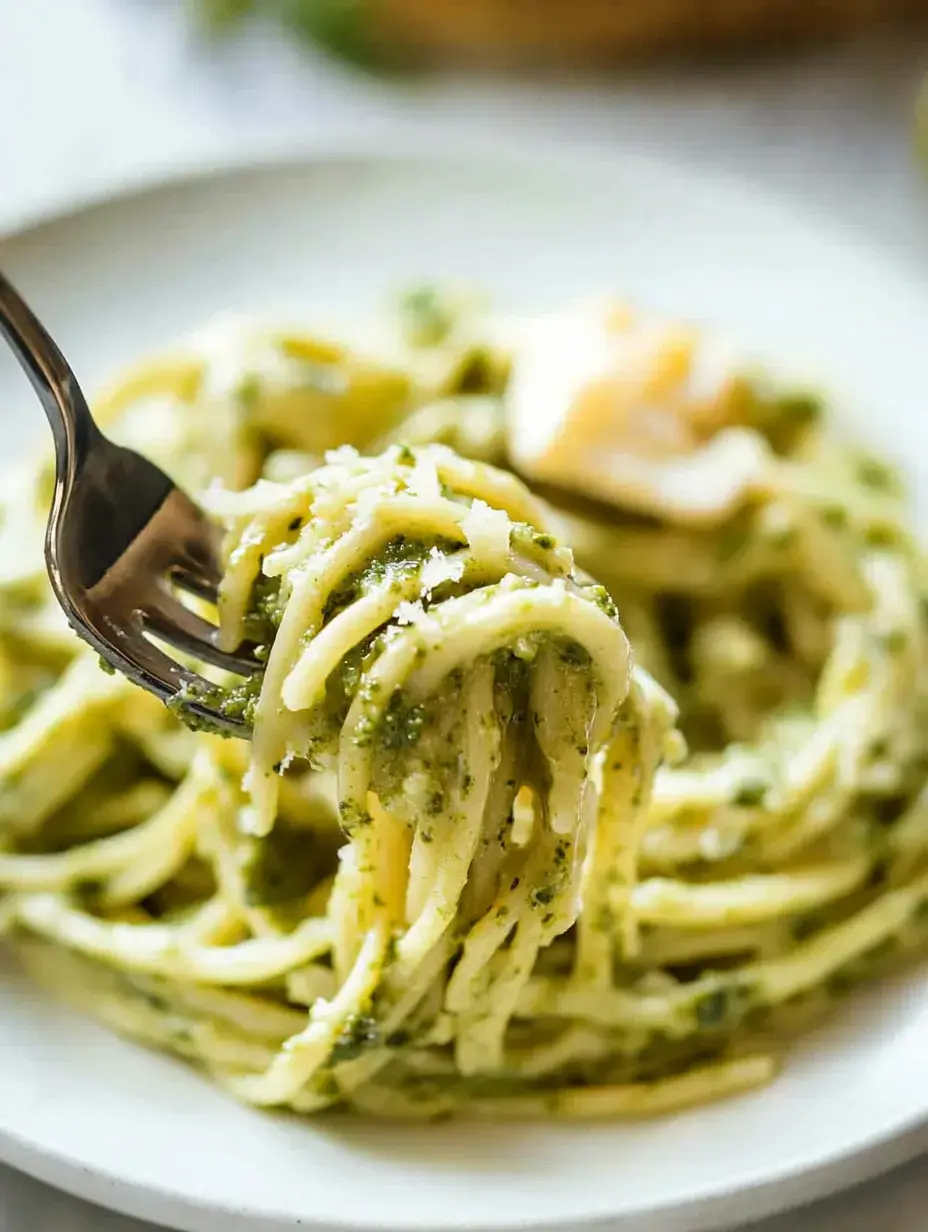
0 289 926 1120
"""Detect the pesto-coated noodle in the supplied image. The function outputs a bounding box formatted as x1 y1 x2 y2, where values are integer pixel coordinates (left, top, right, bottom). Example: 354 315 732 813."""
0 289 926 1119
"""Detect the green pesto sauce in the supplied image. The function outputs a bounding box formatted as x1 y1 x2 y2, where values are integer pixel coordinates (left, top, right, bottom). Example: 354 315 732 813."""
692 981 754 1031
509 523 571 573
243 573 283 646
329 1013 380 1065
558 641 592 670
356 688 426 752
856 454 900 494
241 822 334 908
322 535 441 624
491 647 532 694
729 778 769 809
399 285 460 349
583 584 621 624
0 674 56 733
398 286 456 349
452 347 503 396
167 673 262 735
746 384 823 455
331 631 384 711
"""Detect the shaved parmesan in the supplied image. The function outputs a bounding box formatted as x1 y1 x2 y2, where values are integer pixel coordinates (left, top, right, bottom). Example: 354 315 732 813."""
461 500 511 561
420 548 466 595
505 302 766 525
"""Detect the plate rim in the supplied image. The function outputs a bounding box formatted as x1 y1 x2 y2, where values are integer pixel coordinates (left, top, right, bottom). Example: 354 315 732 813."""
2 118 927 302
0 1104 925 1232
2 130 928 1232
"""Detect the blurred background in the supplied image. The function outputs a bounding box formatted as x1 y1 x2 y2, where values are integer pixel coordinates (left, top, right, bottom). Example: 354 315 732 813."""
2 0 928 263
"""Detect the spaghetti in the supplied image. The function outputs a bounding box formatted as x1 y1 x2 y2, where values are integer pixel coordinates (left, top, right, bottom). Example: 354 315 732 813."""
0 290 926 1119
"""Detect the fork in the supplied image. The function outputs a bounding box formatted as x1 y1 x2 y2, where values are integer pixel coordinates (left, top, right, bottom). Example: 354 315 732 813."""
0 270 258 736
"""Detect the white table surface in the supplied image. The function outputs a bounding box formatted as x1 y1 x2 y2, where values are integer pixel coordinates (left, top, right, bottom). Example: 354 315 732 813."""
2 2 928 1228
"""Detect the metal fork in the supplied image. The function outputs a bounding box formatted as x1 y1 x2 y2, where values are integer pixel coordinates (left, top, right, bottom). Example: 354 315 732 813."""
0 271 258 736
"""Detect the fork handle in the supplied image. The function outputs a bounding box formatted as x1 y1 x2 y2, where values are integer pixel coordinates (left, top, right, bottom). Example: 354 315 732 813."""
0 271 101 480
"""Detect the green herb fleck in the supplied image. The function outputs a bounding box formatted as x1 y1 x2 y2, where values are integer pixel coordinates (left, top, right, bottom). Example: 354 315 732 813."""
585 585 620 622
772 392 821 426
559 641 592 669
821 504 848 531
399 286 455 348
791 913 823 942
864 523 902 548
330 1013 380 1065
880 629 907 655
693 983 751 1030
731 778 769 809
378 690 427 751
72 877 105 908
717 526 748 562
856 456 898 493
235 373 262 413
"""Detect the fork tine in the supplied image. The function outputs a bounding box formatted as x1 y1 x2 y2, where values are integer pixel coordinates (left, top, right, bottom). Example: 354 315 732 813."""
115 629 249 735
143 594 260 676
171 528 224 603
121 627 197 690
171 564 219 605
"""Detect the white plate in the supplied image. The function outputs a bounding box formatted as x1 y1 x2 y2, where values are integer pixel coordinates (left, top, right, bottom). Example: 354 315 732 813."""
1 135 928 1232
